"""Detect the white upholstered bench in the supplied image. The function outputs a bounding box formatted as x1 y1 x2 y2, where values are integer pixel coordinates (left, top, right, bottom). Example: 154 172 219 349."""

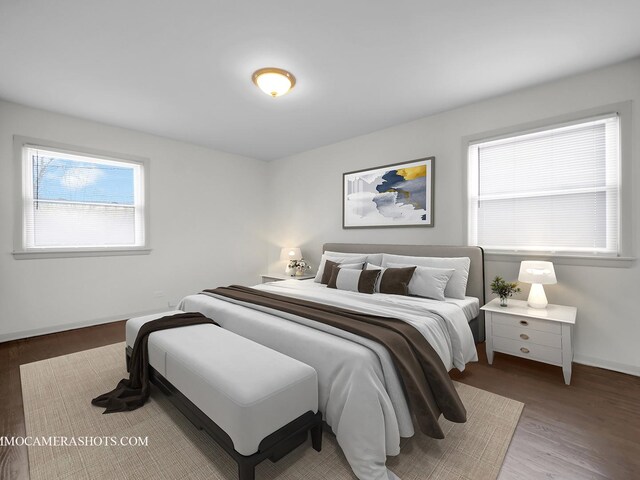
126 311 322 480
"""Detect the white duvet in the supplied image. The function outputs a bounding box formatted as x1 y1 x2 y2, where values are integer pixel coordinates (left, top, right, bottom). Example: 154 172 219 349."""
256 280 478 370
179 280 477 480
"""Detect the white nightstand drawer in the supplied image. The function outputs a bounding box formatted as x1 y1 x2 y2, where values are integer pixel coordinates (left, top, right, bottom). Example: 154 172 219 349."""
492 312 562 334
492 323 562 348
493 336 562 365
482 298 577 385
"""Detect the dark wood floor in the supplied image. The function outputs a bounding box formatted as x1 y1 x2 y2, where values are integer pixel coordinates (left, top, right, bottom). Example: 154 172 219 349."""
451 351 640 480
1 322 639 480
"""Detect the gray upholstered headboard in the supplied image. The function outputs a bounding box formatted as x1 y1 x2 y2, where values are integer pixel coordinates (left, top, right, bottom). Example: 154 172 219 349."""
322 243 486 342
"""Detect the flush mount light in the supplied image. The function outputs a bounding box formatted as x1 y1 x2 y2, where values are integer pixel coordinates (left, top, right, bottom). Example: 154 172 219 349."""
252 67 296 97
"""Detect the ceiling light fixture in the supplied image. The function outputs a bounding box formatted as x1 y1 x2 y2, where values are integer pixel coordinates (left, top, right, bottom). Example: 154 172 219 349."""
252 68 296 97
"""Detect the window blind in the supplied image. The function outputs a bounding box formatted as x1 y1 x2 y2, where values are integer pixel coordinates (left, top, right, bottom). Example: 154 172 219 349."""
22 146 145 249
467 114 620 255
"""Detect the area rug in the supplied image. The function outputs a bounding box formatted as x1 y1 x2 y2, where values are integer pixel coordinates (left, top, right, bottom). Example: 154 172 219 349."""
21 343 523 480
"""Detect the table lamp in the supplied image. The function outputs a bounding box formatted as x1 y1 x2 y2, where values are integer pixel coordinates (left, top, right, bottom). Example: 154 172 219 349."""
280 247 302 274
518 261 557 309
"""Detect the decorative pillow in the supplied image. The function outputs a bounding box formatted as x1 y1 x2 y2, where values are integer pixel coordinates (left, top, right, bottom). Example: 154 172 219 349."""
314 254 368 283
327 266 380 294
381 254 471 300
320 260 364 285
378 266 416 296
387 262 454 301
365 263 416 296
324 251 383 266
364 263 384 291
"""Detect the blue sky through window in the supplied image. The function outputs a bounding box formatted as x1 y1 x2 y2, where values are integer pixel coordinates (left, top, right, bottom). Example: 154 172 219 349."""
33 156 134 205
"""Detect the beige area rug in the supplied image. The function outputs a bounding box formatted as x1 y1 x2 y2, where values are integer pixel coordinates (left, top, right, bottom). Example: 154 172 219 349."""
21 343 523 480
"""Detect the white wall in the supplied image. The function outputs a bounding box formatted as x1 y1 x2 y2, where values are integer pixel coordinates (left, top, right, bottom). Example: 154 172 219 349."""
2 60 638 376
267 58 640 376
0 100 268 341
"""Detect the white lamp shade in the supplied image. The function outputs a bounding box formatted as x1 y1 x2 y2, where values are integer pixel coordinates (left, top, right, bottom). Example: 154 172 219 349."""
280 247 302 261
518 261 557 285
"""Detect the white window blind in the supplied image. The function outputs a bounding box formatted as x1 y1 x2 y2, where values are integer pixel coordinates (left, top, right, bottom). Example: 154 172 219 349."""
20 146 146 250
467 114 620 255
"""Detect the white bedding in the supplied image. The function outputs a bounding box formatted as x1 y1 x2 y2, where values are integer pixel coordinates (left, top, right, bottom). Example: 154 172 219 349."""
254 280 477 370
444 295 480 322
178 280 477 480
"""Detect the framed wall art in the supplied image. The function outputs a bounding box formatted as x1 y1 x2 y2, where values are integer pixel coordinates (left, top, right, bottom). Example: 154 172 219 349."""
343 157 434 228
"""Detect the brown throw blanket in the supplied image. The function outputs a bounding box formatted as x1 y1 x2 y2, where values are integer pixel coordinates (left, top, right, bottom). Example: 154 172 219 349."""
92 312 218 414
204 285 466 439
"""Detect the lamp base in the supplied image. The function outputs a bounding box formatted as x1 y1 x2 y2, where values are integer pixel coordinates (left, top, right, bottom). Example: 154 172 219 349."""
527 283 548 309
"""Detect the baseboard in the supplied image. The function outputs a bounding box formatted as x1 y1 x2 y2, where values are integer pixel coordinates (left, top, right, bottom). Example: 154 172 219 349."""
574 354 640 377
0 308 173 344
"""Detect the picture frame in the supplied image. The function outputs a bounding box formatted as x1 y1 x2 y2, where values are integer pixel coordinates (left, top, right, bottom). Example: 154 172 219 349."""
343 157 434 228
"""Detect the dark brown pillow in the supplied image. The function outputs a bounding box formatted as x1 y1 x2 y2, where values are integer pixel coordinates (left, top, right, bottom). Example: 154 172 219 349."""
327 266 380 294
378 266 416 296
321 259 340 284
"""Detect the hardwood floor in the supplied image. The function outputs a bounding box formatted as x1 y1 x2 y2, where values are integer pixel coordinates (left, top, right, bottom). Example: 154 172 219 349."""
1 322 639 480
0 321 125 480
451 350 640 480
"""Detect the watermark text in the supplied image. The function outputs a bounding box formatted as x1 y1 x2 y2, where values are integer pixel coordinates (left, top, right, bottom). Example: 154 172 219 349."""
1 436 149 447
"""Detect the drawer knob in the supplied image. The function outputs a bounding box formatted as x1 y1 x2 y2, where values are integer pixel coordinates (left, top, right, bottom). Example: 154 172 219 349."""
520 334 530 340
519 320 529 326
520 347 530 354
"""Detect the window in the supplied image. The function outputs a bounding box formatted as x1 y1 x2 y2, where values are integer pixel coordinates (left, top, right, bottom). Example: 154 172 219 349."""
467 114 620 256
14 138 149 258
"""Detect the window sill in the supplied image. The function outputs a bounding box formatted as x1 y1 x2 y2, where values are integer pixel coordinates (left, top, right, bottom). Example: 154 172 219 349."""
484 251 636 268
12 248 152 260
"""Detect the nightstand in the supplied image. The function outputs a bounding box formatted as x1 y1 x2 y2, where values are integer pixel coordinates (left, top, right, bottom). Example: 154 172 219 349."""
261 273 315 283
481 298 577 385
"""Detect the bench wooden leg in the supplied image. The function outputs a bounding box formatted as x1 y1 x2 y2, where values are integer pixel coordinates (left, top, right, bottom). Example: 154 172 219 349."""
238 461 255 480
311 423 322 452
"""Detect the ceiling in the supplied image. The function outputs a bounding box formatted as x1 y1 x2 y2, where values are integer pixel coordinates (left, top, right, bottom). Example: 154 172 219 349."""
1 1 640 161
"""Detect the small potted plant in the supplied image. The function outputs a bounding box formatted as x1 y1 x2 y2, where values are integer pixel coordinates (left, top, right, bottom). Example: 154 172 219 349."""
490 276 521 307
288 258 311 276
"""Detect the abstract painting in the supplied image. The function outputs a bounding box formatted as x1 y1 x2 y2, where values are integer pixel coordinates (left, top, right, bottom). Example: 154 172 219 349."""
343 157 434 228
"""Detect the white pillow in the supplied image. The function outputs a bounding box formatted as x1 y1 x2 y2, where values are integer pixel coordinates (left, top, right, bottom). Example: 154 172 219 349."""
381 253 471 300
314 254 368 283
387 262 454 301
324 251 383 266
338 262 365 269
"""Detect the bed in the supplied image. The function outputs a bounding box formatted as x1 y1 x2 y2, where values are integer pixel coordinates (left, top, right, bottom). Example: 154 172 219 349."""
321 243 486 343
178 243 485 480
